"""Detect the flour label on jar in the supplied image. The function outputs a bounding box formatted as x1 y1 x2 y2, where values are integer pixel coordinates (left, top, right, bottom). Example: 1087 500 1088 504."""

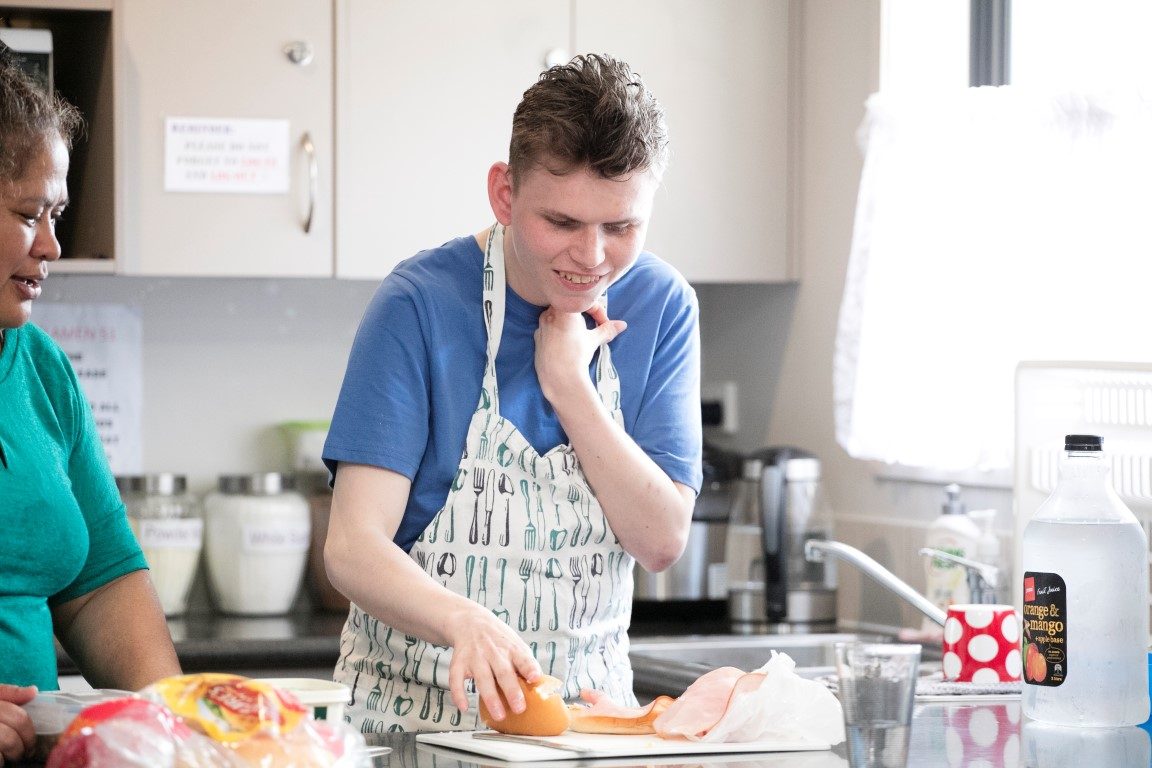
242 520 310 553
137 518 204 549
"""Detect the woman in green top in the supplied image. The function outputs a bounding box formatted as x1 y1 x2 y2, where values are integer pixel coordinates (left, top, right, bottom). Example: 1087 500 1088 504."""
0 44 180 762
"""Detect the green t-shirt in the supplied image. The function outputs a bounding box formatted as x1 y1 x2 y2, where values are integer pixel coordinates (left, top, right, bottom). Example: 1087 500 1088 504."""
0 323 147 690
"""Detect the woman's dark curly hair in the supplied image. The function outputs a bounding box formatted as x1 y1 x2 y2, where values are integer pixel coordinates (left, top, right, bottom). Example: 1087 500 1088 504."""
0 41 83 181
508 53 668 186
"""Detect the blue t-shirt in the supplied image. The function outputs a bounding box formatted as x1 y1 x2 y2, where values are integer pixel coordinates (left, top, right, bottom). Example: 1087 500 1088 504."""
324 235 703 552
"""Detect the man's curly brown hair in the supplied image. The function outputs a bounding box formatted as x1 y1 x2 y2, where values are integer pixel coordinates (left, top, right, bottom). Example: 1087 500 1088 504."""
508 53 668 187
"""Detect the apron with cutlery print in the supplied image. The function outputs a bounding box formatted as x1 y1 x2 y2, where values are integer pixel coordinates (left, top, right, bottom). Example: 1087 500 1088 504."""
336 224 637 733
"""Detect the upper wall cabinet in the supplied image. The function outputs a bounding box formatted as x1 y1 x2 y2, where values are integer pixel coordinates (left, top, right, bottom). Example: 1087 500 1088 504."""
22 1 786 280
115 0 333 276
336 0 790 283
576 0 790 283
334 0 569 280
1 2 115 273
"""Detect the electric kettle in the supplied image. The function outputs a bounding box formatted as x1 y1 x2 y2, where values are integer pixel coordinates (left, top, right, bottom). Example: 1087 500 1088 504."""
724 447 837 633
633 443 736 604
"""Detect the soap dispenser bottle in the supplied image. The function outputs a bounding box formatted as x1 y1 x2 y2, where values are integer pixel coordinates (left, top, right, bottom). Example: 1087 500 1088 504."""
923 484 980 625
968 508 1003 602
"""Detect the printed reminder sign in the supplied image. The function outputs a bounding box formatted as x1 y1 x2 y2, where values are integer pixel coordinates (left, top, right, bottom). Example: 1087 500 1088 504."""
164 117 290 193
35 303 142 474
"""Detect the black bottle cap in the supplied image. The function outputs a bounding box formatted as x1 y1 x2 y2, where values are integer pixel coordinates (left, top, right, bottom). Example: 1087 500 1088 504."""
1065 434 1102 451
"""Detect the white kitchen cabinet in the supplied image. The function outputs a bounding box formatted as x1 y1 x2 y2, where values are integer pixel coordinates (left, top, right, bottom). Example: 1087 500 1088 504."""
334 0 569 280
335 0 790 283
115 0 333 276
574 0 790 283
35 1 785 280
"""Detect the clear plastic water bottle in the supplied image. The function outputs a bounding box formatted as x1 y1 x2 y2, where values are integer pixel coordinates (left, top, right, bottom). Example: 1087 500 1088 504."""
1021 719 1151 767
1021 434 1150 726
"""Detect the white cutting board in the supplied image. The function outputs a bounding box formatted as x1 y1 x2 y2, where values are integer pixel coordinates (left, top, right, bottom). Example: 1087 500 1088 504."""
416 730 830 762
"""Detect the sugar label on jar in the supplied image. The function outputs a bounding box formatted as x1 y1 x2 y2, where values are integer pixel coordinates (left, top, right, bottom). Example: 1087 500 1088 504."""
138 518 204 549
241 520 310 553
1022 571 1067 687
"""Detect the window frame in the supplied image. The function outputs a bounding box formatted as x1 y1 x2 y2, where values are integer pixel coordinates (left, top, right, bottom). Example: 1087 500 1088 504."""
970 0 1011 86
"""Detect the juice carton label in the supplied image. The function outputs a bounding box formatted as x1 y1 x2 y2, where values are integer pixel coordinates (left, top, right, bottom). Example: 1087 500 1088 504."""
1022 571 1067 687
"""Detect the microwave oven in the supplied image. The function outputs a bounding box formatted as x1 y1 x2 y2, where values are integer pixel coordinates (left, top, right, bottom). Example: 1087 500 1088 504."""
0 28 53 92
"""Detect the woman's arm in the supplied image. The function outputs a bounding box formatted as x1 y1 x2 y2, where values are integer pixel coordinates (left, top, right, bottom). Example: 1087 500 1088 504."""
323 463 541 720
46 331 180 691
534 305 695 573
51 570 181 691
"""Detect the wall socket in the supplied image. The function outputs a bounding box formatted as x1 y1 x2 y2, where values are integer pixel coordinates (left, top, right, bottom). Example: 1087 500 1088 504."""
701 380 739 434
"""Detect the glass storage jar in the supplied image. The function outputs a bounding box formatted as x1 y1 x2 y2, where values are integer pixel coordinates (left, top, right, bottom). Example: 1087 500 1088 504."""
116 474 203 617
203 473 310 616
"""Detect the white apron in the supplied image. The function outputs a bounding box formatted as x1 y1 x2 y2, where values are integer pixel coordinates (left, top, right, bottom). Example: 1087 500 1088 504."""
335 225 637 733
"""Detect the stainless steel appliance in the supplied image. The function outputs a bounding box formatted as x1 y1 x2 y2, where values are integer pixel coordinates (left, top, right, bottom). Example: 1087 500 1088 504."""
631 481 728 598
725 447 837 633
632 514 727 602
632 444 737 605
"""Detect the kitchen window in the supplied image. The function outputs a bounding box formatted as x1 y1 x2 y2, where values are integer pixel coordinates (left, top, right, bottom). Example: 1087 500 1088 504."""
835 0 1152 479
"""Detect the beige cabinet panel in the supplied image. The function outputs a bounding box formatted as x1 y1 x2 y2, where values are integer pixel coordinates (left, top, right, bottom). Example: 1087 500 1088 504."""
116 0 333 276
335 0 570 279
337 0 788 282
575 0 790 283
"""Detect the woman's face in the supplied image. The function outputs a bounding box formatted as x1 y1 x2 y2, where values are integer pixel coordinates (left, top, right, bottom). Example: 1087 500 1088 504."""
0 135 69 330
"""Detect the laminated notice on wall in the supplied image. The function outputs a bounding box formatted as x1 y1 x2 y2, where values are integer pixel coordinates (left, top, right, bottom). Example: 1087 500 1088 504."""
164 116 290 193
34 303 142 474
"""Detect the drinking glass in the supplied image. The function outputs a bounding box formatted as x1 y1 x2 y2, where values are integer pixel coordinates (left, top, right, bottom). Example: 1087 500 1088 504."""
835 642 921 768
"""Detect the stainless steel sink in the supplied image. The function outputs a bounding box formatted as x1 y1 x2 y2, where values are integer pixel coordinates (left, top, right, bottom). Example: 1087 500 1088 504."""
628 632 935 699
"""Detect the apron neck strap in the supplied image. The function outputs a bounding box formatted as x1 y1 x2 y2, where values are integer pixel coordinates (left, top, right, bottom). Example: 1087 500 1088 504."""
482 225 508 371
483 224 622 424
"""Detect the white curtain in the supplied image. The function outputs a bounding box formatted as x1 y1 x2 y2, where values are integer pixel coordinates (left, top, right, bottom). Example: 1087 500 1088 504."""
835 86 1152 472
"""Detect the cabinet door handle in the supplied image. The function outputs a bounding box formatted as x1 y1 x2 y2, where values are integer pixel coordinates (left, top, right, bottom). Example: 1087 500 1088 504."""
301 132 317 234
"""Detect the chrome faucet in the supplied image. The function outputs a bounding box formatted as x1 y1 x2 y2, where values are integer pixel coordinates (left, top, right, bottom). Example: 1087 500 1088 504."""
804 539 947 627
918 547 1000 604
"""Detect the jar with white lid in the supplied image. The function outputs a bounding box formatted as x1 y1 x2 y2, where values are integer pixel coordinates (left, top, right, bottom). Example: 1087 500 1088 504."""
203 473 311 616
116 474 203 617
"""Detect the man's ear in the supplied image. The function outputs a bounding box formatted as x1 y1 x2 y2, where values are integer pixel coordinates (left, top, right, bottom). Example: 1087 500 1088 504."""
487 162 513 225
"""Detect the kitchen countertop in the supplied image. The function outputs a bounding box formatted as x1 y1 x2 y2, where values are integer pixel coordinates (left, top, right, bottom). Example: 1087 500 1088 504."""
56 604 731 677
57 608 349 677
20 694 1150 766
51 605 1152 766
363 700 1152 768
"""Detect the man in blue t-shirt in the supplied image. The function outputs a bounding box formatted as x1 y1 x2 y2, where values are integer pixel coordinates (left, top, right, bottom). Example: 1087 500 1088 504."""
323 54 702 733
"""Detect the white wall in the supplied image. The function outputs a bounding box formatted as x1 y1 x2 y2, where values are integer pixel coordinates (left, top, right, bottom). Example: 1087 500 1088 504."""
771 0 880 517
697 282 798 455
40 276 799 496
770 0 1013 629
39 276 380 495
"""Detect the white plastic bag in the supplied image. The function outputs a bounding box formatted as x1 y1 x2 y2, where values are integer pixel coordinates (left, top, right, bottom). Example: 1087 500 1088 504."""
699 651 845 746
